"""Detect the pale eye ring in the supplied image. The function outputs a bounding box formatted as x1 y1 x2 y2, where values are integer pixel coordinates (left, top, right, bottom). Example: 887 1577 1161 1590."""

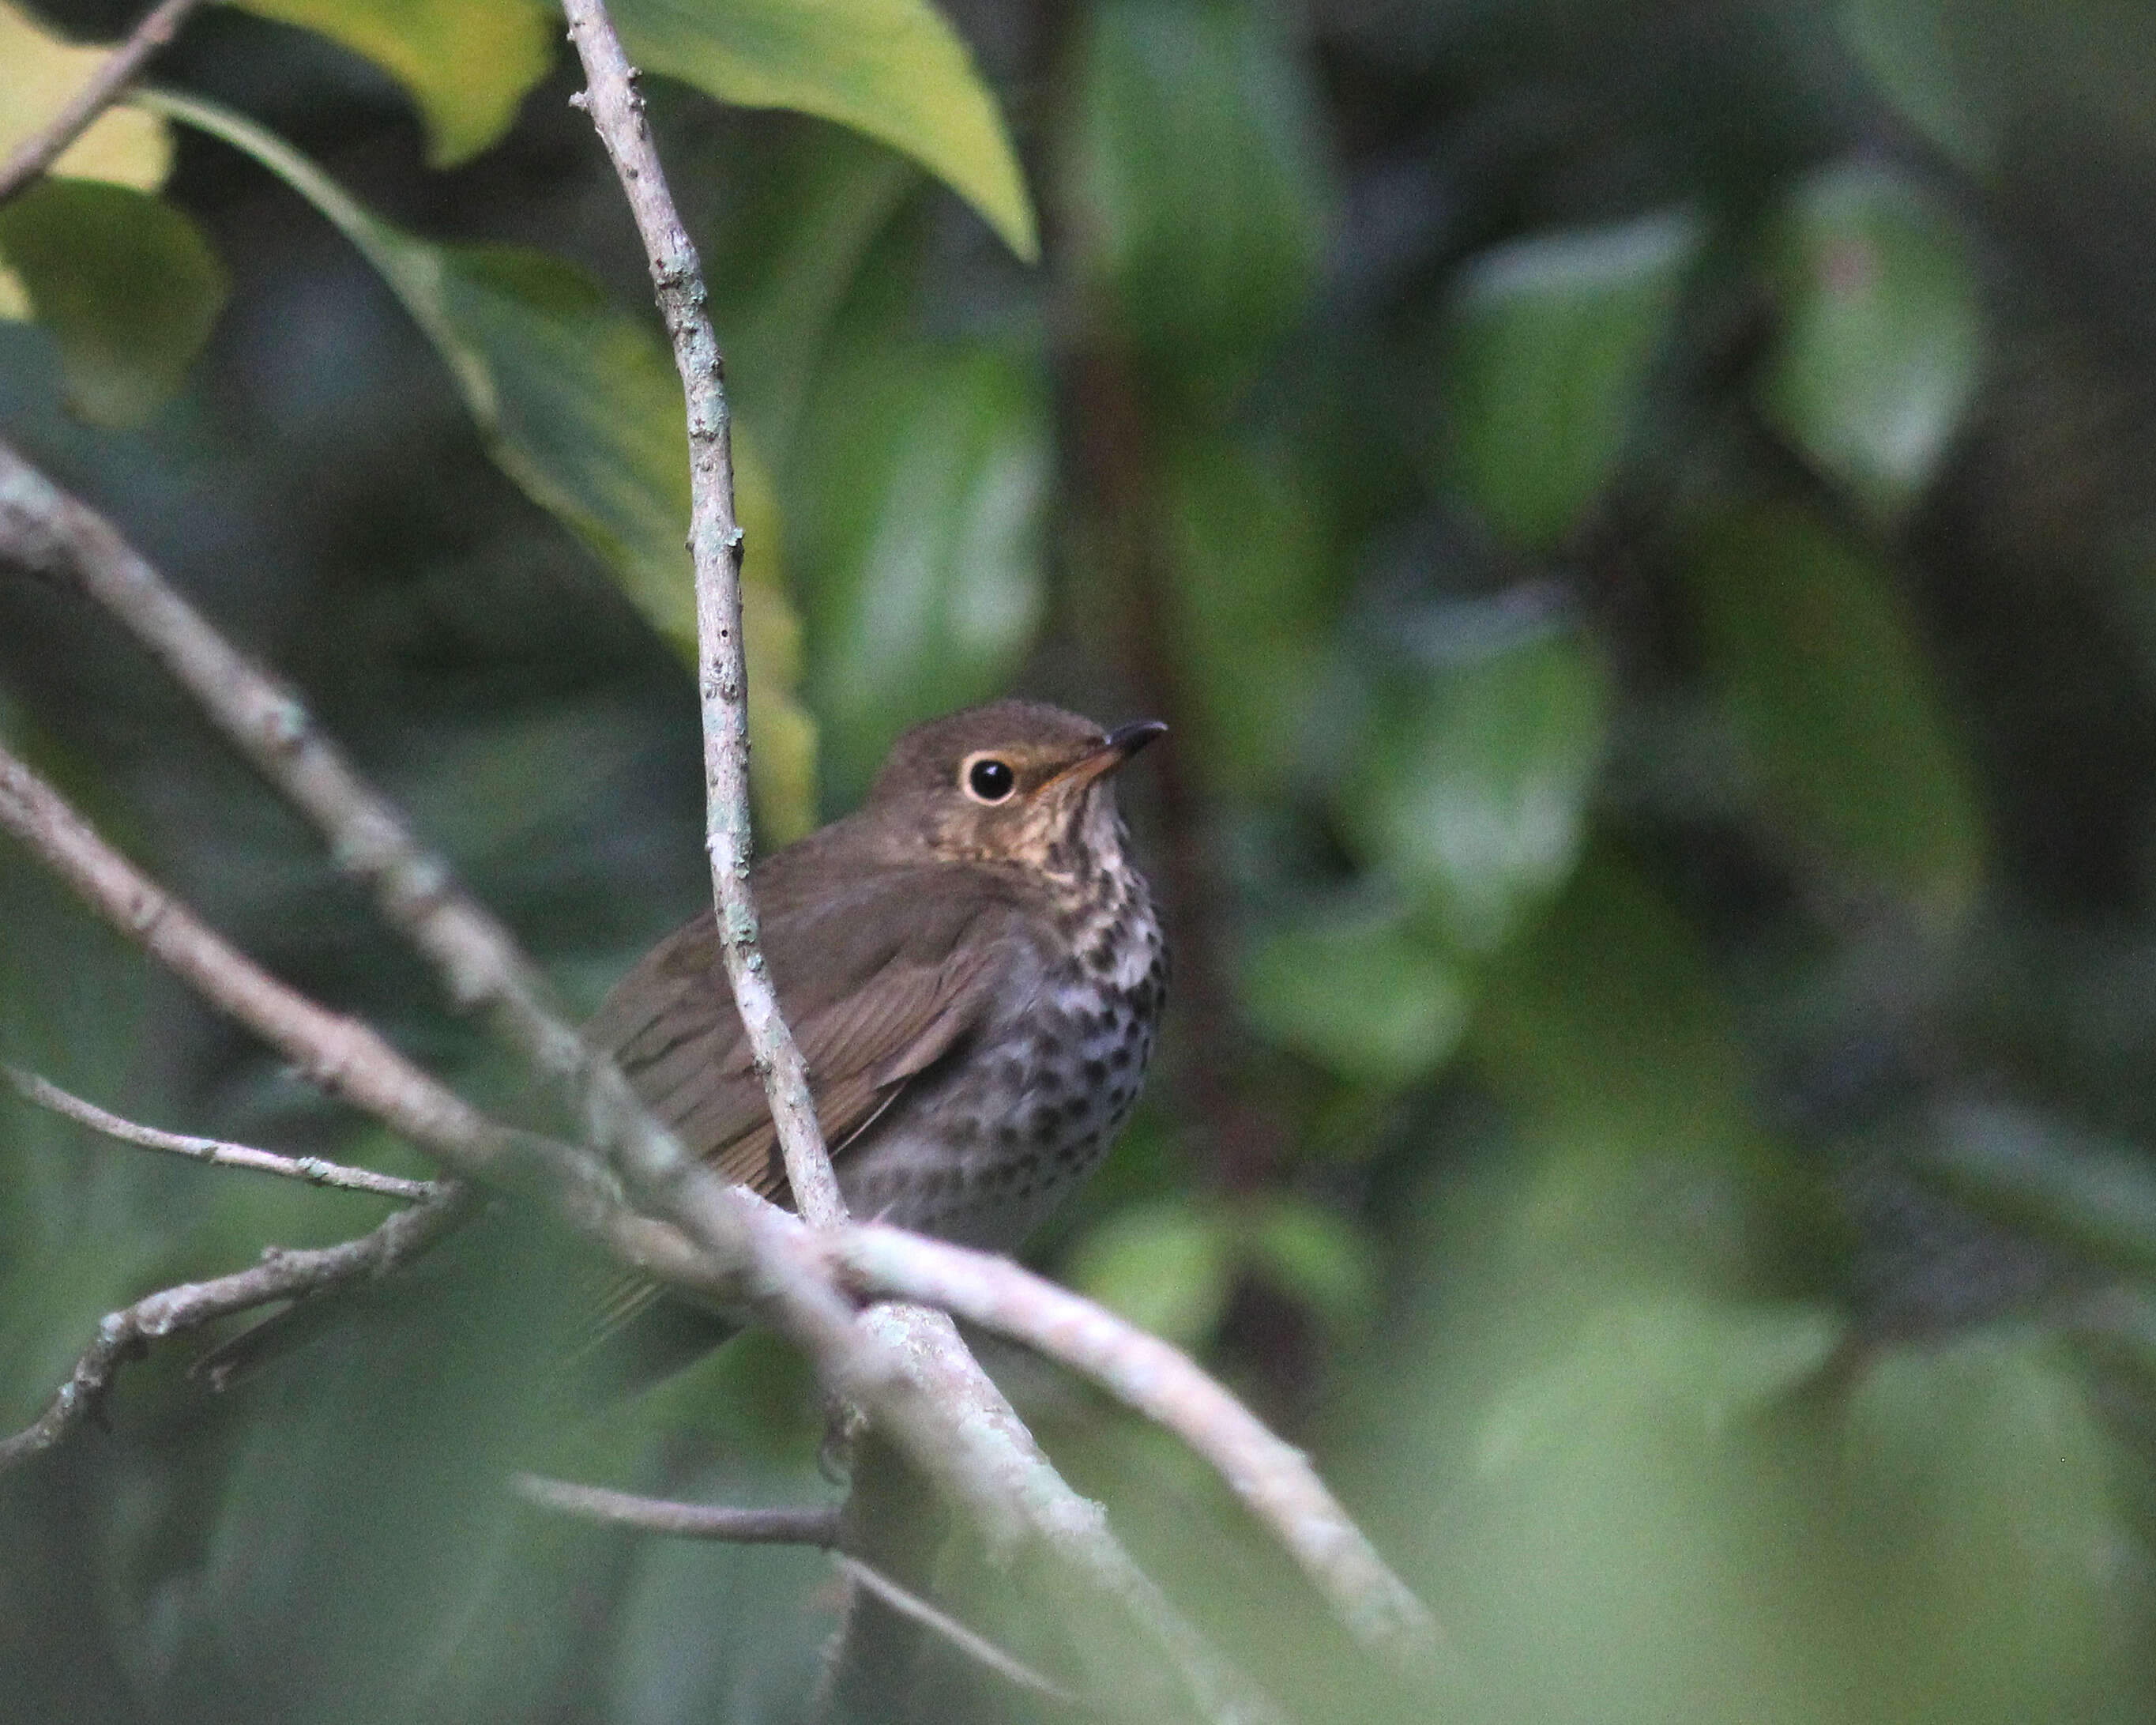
963 755 1017 803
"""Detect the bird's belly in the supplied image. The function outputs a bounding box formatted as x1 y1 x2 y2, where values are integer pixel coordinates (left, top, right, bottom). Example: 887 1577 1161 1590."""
836 977 1159 1252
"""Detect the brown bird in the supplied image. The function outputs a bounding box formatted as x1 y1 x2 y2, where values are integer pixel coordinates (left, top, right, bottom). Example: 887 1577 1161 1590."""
205 701 1165 1391
573 700 1167 1361
589 699 1166 1242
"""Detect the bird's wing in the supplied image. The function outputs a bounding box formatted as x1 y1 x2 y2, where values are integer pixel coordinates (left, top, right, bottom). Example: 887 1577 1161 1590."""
584 864 1034 1206
575 865 1032 1361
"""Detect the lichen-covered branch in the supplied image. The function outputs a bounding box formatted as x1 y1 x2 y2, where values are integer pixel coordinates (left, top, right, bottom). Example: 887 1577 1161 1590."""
828 1221 1443 1674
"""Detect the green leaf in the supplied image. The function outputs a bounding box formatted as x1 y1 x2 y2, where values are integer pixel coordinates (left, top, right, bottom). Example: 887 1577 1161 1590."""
1758 163 1984 523
228 0 551 167
793 342 1048 807
1478 1296 1841 1475
1063 1199 1236 1350
1846 0 2156 175
1680 499 1985 924
0 179 225 427
152 92 817 839
1158 433 1334 793
1844 1329 2123 1712
1341 620 1610 951
1239 1198 1378 1330
1471 851 1774 1189
612 0 1037 262
1440 209 1699 549
1063 0 1330 384
1243 907 1468 1088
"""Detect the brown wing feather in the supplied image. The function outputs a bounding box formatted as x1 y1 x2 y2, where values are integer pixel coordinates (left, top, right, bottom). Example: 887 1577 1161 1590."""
585 861 1037 1201
576 861 1033 1354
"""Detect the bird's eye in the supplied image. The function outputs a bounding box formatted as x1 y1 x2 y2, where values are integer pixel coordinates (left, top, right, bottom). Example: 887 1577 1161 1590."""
965 756 1017 803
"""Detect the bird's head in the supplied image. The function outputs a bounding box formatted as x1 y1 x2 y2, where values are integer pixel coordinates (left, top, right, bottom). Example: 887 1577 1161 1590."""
863 699 1165 873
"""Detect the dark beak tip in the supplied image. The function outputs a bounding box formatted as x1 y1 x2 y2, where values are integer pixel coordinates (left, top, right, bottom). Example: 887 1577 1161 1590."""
1107 719 1168 758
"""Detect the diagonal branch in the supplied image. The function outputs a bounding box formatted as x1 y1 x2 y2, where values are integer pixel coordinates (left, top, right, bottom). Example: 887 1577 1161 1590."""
3 1064 438 1200
814 1214 1442 1674
0 0 210 207
0 432 705 1226
832 1554 1079 1711
0 1185 468 1468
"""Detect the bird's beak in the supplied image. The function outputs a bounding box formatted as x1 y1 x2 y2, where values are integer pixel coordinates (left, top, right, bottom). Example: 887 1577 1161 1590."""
1046 719 1168 791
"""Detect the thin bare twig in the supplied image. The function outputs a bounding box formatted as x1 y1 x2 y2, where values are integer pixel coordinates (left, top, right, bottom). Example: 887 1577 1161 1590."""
0 1185 467 1468
511 1473 841 1545
3 1064 438 1200
833 1554 1078 1710
559 0 841 1230
0 0 209 207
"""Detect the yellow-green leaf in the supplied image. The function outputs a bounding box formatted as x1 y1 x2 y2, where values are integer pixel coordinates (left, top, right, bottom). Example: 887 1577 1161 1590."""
228 0 551 167
611 0 1037 262
154 92 817 838
0 0 173 192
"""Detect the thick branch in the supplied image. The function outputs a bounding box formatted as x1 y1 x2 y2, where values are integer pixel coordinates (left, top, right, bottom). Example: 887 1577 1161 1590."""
0 0 209 207
511 1474 841 1544
0 1186 466 1468
3 1065 438 1200
559 0 842 1230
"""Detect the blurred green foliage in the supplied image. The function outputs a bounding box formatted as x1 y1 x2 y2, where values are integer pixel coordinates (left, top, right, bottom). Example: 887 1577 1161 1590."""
9 0 2156 1720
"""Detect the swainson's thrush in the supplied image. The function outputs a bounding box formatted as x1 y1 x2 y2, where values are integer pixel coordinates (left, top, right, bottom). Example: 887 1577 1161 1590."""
202 702 1164 1390
588 699 1167 1249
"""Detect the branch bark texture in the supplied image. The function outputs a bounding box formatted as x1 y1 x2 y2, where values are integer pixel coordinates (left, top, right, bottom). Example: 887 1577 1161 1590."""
559 0 842 1230
831 1222 1442 1670
4 1065 438 1200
